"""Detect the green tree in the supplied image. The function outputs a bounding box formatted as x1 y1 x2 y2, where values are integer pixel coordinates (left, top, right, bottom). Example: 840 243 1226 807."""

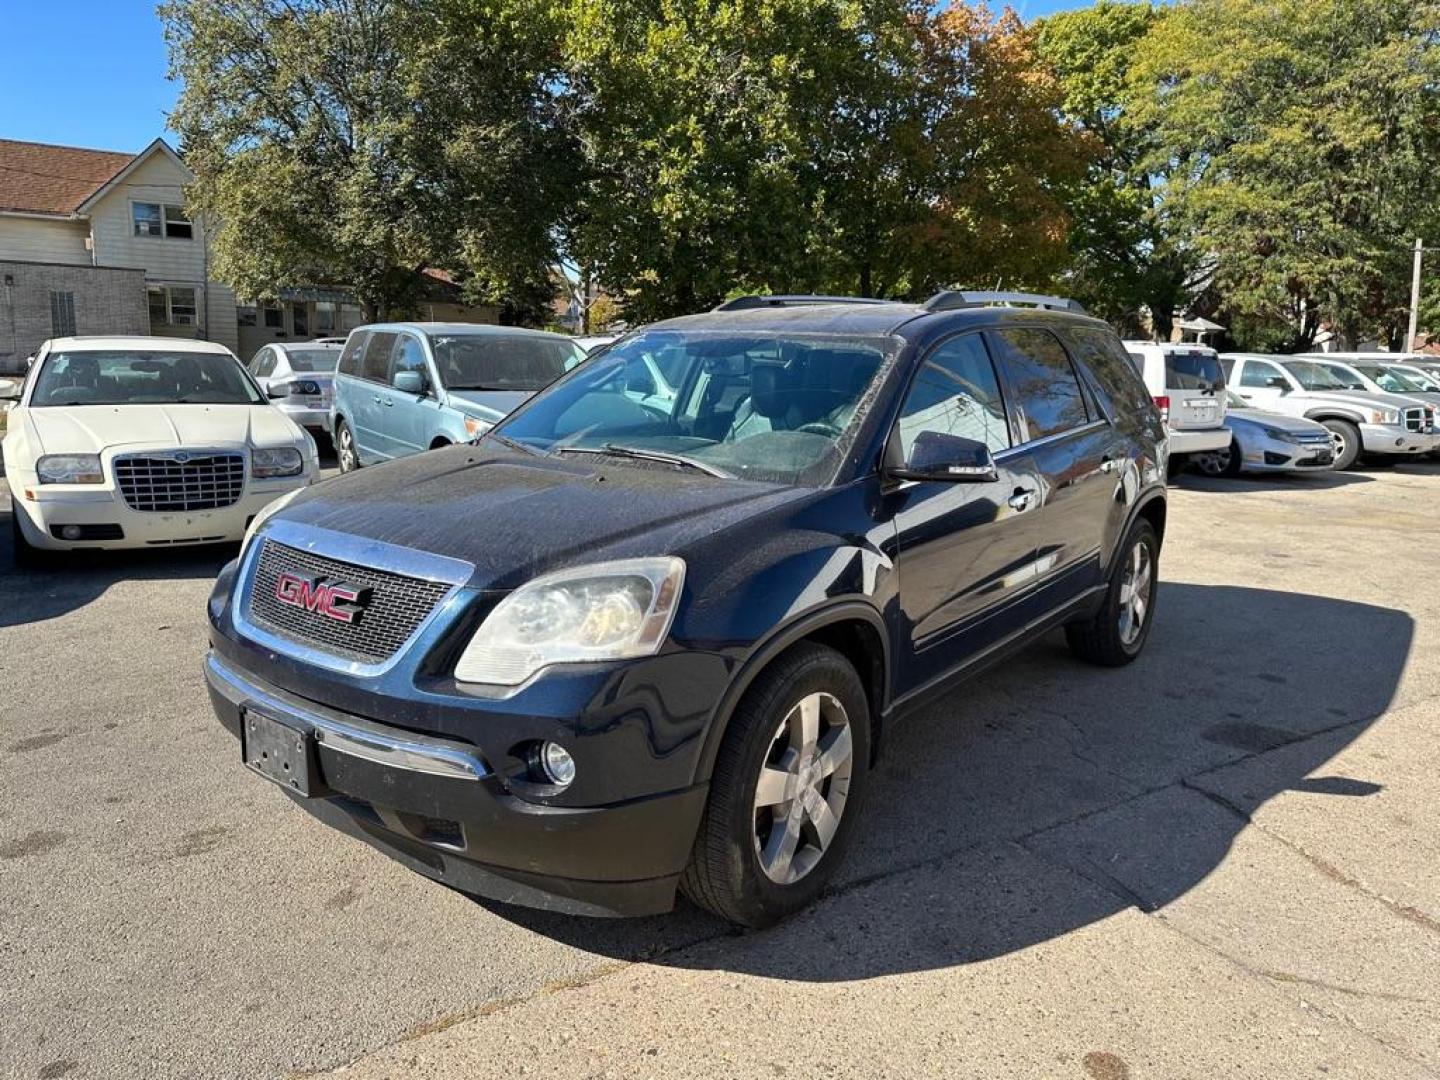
162 0 574 321
1035 1 1197 339
1130 0 1440 350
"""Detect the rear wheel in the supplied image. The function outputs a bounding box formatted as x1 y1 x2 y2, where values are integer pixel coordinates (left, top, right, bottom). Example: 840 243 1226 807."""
1321 419 1361 470
681 642 870 927
1193 438 1243 478
336 419 360 473
1066 518 1158 667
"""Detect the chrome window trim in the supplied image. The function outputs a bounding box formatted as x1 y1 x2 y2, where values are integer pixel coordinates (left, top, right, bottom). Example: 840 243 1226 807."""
232 517 474 678
208 652 487 781
995 419 1109 461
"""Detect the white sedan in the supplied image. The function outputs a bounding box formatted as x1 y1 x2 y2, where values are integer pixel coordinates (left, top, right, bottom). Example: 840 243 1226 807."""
3 336 318 562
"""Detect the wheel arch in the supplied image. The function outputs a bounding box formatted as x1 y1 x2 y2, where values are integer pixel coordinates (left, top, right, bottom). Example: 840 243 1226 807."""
693 601 890 785
429 436 453 450
1302 408 1365 426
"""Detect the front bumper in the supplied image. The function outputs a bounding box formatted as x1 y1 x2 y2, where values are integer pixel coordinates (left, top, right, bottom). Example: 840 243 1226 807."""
1167 426 1230 455
1358 425 1432 455
10 479 310 551
204 650 709 917
1237 432 1335 473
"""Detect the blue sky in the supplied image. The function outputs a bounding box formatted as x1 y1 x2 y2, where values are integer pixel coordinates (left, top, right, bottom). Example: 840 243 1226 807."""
0 0 1085 152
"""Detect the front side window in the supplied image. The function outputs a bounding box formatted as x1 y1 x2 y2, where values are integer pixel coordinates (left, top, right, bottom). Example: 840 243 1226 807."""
1239 360 1285 389
31 350 260 406
432 334 584 392
896 334 1010 459
132 202 163 237
493 330 894 486
391 335 428 379
1282 360 1352 391
1317 363 1366 390
988 328 1090 441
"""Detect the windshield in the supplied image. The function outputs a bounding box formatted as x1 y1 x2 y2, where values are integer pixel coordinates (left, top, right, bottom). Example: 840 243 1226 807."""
31 350 261 407
1165 351 1224 390
432 334 585 392
491 329 893 486
1356 364 1428 394
284 348 340 373
1397 366 1440 390
1280 360 1351 392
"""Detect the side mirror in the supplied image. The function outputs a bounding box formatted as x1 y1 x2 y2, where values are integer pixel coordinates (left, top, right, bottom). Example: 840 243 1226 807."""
266 383 289 399
889 431 999 484
1265 376 1289 391
0 378 21 403
392 370 426 395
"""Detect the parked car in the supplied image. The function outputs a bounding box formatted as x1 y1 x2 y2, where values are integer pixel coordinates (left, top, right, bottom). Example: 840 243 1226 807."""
247 341 344 441
1300 355 1440 414
2 336 318 563
1189 390 1336 476
205 290 1167 927
330 323 586 471
1219 353 1434 470
1122 341 1229 473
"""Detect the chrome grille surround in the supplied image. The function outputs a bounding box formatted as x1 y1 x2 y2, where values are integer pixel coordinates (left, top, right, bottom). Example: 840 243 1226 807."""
114 450 245 512
232 518 473 677
1403 407 1426 433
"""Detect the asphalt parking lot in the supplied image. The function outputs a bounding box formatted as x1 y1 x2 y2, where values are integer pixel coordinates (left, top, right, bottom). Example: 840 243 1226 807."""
3 460 1440 1079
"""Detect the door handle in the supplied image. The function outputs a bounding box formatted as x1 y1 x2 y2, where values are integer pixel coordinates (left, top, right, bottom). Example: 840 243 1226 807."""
1008 488 1036 512
373 395 392 406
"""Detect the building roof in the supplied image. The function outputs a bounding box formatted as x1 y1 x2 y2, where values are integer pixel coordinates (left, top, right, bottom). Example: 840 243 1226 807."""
0 138 136 216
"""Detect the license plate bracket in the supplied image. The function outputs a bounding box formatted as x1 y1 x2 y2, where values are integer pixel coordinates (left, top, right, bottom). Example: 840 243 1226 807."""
241 709 321 796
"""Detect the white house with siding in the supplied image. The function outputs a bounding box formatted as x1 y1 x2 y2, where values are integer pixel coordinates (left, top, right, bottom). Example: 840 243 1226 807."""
0 136 363 372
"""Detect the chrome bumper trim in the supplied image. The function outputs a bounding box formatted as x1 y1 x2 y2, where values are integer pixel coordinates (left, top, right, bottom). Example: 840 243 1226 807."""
207 651 488 781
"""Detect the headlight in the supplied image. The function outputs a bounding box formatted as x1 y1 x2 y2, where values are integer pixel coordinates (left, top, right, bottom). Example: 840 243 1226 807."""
463 415 490 439
240 487 303 556
1261 427 1296 443
455 557 686 686
36 453 103 484
1369 409 1400 425
252 446 304 477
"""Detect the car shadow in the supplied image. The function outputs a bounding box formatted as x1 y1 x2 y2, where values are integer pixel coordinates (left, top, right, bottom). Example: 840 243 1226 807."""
469 582 1412 980
0 500 233 629
1172 469 1372 492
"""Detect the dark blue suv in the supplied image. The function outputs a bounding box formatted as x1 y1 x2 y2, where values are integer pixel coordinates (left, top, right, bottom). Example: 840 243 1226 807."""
205 292 1167 927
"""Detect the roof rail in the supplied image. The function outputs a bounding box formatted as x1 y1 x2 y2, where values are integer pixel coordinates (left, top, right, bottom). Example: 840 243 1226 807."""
923 290 1088 315
713 294 893 312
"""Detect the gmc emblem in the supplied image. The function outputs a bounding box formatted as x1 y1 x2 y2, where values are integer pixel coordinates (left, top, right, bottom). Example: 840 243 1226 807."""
274 572 371 624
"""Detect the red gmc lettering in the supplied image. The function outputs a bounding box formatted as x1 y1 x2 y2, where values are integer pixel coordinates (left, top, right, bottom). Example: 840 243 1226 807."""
274 572 365 624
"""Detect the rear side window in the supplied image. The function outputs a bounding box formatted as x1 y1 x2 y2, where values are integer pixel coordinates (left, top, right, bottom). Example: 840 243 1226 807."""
988 328 1091 441
337 333 367 376
1165 350 1224 391
896 333 1011 458
362 332 398 383
1065 328 1154 421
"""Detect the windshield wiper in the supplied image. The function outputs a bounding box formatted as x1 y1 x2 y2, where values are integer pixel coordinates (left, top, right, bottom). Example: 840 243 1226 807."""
555 444 733 478
448 383 518 392
483 432 541 454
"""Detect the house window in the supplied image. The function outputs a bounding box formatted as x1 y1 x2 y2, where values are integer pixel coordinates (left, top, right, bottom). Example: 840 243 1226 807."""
147 285 199 327
315 302 336 333
237 304 258 327
133 202 163 237
132 202 193 239
163 205 193 240
50 291 76 337
291 303 309 337
262 303 284 330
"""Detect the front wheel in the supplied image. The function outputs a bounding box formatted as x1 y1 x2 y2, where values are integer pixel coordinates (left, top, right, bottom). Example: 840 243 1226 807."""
1066 518 1159 667
335 419 360 473
1321 419 1361 471
681 642 870 927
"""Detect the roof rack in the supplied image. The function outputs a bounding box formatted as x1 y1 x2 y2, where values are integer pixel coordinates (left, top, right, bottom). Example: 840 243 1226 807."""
712 295 893 312
923 290 1088 315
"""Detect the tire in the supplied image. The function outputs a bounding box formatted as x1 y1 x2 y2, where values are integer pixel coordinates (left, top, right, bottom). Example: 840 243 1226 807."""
335 419 360 473
1193 438 1243 478
1321 419 1361 471
1066 518 1159 667
680 642 871 927
10 511 55 570
1166 453 1186 480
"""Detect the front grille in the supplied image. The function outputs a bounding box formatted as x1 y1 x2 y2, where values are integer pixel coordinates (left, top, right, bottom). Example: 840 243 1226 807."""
115 452 245 512
1404 408 1425 433
247 539 452 663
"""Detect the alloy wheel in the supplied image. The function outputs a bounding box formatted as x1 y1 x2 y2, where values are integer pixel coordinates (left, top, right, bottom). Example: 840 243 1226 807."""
1194 447 1227 475
1118 539 1153 647
338 427 357 471
753 692 854 885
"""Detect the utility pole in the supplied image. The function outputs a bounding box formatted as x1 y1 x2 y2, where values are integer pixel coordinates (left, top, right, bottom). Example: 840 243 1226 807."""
1407 237 1424 351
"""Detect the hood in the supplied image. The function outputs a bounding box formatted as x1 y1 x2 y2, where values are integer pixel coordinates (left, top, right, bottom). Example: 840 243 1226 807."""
25 403 305 456
1226 409 1329 436
444 389 535 424
278 444 813 591
1296 389 1428 412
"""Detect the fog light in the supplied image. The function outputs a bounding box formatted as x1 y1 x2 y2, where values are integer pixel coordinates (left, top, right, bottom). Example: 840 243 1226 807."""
60 524 83 541
540 741 576 786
